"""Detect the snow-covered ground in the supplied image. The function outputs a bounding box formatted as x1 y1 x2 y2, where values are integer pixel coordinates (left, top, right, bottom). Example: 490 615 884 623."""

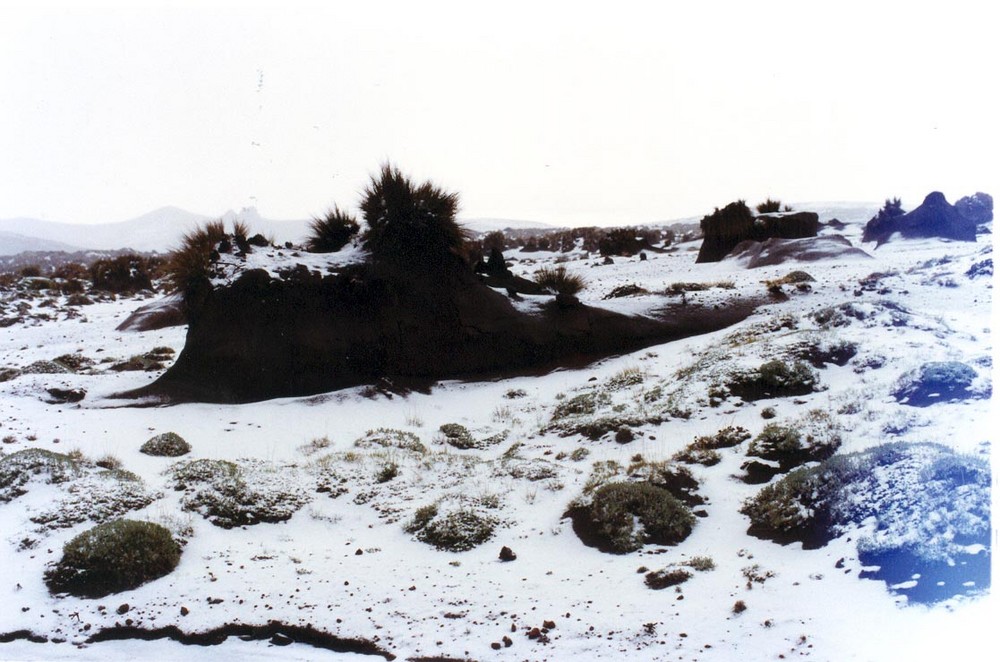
0 205 994 660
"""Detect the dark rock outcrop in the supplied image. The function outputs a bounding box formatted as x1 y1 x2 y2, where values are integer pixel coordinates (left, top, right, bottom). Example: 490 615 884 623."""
119 263 763 404
725 235 872 268
864 192 985 246
116 295 187 332
697 202 819 263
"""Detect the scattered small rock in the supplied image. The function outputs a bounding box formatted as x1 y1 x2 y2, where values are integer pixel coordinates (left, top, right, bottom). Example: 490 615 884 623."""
499 546 517 562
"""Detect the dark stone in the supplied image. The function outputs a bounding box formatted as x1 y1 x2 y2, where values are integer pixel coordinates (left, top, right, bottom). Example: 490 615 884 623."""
116 604 129 615
46 388 86 404
248 234 270 247
491 642 502 650
116 295 187 332
697 202 819 263
270 633 293 646
955 192 993 225
119 260 765 404
502 635 513 647
614 427 635 444
741 460 782 484
499 546 517 562
725 235 870 268
864 192 981 245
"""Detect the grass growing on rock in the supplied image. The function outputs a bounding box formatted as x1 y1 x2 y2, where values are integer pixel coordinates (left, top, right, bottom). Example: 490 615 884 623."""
44 519 181 598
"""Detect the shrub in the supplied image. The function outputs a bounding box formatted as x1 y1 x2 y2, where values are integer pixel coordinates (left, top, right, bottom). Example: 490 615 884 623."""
90 254 157 293
862 197 906 243
360 164 466 271
587 481 695 553
410 508 497 552
307 207 360 253
747 411 841 470
740 442 990 566
169 459 311 528
687 555 716 571
756 198 783 214
438 423 476 449
726 360 819 401
892 361 980 406
535 266 586 296
140 432 191 457
0 448 80 502
44 519 181 597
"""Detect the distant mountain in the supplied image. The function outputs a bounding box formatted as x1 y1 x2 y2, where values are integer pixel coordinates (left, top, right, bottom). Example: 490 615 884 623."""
0 231 84 256
459 218 558 234
0 206 312 253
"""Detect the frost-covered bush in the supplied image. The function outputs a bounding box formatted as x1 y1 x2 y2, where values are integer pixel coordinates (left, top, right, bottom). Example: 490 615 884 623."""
169 458 311 528
725 360 820 401
747 410 841 470
0 448 80 501
140 432 191 457
892 361 982 406
585 481 694 553
406 505 497 552
44 519 181 598
645 568 692 590
741 443 991 565
29 469 160 533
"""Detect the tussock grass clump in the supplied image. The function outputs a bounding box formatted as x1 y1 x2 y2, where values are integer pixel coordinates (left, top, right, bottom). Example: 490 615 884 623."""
360 164 466 271
44 519 181 598
140 432 191 457
535 266 586 296
756 198 784 214
438 423 475 449
308 206 360 253
165 220 227 306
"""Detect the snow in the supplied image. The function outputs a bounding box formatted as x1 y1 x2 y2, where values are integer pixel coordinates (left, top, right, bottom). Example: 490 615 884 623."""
0 204 994 660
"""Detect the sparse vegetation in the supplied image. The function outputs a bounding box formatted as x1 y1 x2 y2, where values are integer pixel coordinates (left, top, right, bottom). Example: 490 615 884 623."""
756 198 784 214
407 506 498 552
644 567 692 590
724 360 820 401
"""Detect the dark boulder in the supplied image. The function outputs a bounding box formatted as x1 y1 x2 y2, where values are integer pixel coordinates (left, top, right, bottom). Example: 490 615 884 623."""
116 295 187 332
955 192 993 226
864 192 981 246
725 235 871 268
118 263 765 404
697 202 819 263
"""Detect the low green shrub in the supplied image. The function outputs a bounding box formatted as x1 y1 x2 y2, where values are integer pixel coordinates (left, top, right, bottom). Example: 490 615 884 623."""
44 519 180 598
140 432 191 457
408 506 497 552
586 481 695 553
0 448 80 501
438 423 476 449
747 410 841 470
725 360 820 401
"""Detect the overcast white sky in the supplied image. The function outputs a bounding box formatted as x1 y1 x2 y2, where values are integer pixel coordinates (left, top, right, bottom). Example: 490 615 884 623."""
1 0 996 226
